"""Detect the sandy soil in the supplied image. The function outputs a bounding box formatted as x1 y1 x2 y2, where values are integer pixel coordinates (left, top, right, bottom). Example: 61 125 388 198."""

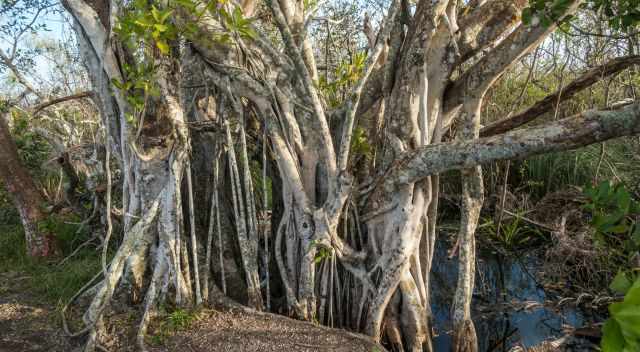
0 270 384 352
148 308 383 352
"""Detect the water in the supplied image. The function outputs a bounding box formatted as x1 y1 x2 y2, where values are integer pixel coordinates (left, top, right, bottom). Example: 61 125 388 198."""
430 239 598 351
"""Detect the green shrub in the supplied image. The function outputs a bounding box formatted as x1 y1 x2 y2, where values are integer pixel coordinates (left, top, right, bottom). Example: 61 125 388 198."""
583 180 639 259
149 307 201 345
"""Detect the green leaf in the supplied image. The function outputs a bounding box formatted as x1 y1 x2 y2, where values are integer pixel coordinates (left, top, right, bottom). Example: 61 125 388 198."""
151 5 162 22
233 5 243 23
154 24 168 32
602 319 625 352
609 223 630 234
111 78 124 90
611 272 634 294
623 279 640 305
156 40 170 54
159 9 173 23
598 181 612 199
617 187 632 212
134 17 154 28
174 0 196 10
613 304 640 341
632 226 640 246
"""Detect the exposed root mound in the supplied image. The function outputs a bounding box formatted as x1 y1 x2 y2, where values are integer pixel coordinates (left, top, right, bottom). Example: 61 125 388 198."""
148 307 386 352
530 187 587 231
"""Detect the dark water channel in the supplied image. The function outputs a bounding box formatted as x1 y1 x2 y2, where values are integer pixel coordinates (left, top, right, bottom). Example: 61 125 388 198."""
430 239 600 351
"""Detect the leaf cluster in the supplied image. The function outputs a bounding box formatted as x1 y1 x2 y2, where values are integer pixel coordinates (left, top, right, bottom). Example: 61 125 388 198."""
583 181 640 249
589 0 640 29
110 0 256 127
602 277 640 351
318 51 367 108
522 0 640 30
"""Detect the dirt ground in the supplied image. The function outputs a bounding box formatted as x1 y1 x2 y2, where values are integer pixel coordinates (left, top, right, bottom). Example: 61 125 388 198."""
0 271 73 352
0 270 384 352
148 308 383 352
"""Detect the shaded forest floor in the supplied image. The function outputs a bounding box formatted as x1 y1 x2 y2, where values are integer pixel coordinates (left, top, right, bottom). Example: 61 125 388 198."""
0 270 383 352
0 270 71 352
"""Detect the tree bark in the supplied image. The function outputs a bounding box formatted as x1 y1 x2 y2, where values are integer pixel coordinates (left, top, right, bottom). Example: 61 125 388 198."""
0 114 57 257
388 101 640 185
59 0 640 350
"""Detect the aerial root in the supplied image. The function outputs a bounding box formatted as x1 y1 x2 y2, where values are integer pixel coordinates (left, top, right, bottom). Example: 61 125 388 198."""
61 270 104 337
136 248 169 351
452 319 478 352
382 292 403 350
62 200 161 351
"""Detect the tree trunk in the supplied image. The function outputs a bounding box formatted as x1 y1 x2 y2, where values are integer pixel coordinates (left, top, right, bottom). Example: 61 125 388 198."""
0 114 57 257
61 0 640 351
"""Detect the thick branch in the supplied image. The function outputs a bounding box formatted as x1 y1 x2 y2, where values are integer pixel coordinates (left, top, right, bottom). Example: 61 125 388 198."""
445 1 582 114
389 102 640 185
480 55 640 137
457 0 528 62
62 0 124 86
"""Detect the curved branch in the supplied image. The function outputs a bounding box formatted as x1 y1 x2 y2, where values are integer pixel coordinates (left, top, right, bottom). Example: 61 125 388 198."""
480 55 640 137
31 91 94 116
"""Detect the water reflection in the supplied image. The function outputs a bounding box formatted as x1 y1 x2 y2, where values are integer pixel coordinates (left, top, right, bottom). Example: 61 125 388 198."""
430 239 596 351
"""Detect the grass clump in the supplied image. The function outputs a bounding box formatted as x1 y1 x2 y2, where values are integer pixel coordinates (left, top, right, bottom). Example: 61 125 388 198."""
479 214 547 250
0 217 102 305
148 307 201 345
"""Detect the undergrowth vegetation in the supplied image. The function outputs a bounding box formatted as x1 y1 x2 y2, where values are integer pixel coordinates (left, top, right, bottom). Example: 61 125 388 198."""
0 109 103 305
148 307 202 346
0 219 102 304
478 214 547 250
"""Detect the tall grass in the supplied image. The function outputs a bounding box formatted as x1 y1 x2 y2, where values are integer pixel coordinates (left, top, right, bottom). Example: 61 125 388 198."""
0 220 102 304
515 137 640 199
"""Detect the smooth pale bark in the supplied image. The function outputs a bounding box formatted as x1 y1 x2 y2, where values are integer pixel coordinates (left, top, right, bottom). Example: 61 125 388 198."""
388 102 640 185
452 97 484 352
0 115 57 257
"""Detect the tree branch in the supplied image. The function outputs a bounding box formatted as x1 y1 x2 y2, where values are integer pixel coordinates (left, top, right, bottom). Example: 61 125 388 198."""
480 55 640 137
31 91 94 116
444 1 582 115
336 0 401 172
0 49 44 100
61 0 124 86
266 0 336 177
457 0 528 62
388 102 640 186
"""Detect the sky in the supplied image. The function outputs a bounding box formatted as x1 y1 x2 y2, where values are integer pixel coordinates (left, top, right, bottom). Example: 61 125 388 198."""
0 3 74 99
